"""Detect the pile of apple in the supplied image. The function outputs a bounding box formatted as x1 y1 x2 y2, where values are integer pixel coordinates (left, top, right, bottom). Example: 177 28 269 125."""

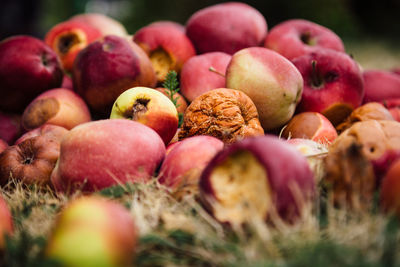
1 2 400 266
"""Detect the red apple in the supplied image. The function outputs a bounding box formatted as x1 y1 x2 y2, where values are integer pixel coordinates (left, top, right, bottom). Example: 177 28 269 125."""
0 112 22 145
264 19 345 60
133 23 196 82
21 88 91 131
61 75 73 90
199 135 315 225
226 47 303 131
46 196 137 267
380 159 400 218
186 2 268 55
51 119 165 193
362 70 400 103
371 149 400 187
392 67 400 76
69 13 128 37
0 139 7 154
110 87 178 145
0 195 13 250
72 35 156 116
180 52 231 102
0 35 63 112
148 20 185 32
155 87 188 114
45 20 102 72
15 124 68 145
292 48 364 126
382 98 400 121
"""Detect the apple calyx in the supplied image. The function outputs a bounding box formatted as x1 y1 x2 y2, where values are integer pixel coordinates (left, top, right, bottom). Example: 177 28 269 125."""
57 32 83 54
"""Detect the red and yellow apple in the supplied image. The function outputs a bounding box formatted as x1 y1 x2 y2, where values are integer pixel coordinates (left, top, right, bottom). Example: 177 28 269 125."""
155 87 188 114
0 195 13 250
69 13 128 37
380 159 400 218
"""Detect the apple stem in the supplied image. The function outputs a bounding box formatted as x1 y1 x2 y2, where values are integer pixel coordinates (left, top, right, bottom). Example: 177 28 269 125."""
209 66 225 78
311 60 323 88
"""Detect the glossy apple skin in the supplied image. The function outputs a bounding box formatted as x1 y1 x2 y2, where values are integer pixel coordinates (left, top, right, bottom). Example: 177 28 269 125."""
264 19 345 60
73 35 156 116
46 196 137 267
0 35 63 112
51 119 165 193
69 13 128 37
362 70 400 103
226 47 303 131
292 49 364 126
110 87 178 145
380 159 400 218
158 136 224 190
15 124 68 145
186 2 267 55
155 87 188 114
200 135 314 223
133 23 196 82
0 195 13 250
180 52 231 102
45 20 102 72
0 112 22 145
22 88 91 131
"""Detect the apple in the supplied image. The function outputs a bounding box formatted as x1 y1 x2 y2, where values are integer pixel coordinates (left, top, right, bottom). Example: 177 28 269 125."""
0 112 22 145
21 88 91 131
46 196 137 267
50 119 165 193
226 47 303 131
264 19 345 60
362 70 400 103
186 2 268 55
199 135 314 225
61 75 73 90
15 124 68 145
282 112 337 144
0 139 7 154
133 22 196 83
380 158 400 218
45 20 102 72
382 98 400 122
392 67 400 76
0 195 13 250
0 35 63 112
180 52 232 102
110 87 178 145
72 35 157 116
148 20 185 32
292 48 364 126
371 149 400 187
69 13 128 37
155 87 188 114
158 136 224 197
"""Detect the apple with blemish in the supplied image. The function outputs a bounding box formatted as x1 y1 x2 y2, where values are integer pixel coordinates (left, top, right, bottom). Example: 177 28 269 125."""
0 112 22 145
0 35 63 112
0 195 13 250
22 88 91 131
15 124 68 145
69 13 128 37
155 87 188 114
362 70 400 103
180 52 231 102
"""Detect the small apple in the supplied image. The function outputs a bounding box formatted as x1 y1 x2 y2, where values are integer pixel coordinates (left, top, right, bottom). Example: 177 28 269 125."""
22 88 91 131
186 2 268 55
0 112 22 145
69 13 128 37
15 124 68 145
382 98 400 122
380 159 400 218
0 195 13 250
110 87 179 145
362 70 400 103
226 47 303 131
155 87 188 114
0 35 63 112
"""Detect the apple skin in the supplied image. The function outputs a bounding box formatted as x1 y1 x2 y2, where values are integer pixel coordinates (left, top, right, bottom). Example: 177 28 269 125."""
22 88 91 131
69 13 128 37
72 35 157 116
282 112 338 144
180 52 232 102
61 75 74 90
155 87 188 114
362 70 400 103
0 35 64 112
148 21 185 32
371 149 400 187
15 124 68 145
158 136 224 193
0 195 13 250
264 19 345 60
0 112 22 145
380 159 400 218
0 139 7 154
226 47 303 131
200 135 314 225
45 20 102 72
46 196 137 267
382 98 400 122
110 87 179 145
50 119 165 193
186 2 267 55
292 48 364 126
133 23 196 83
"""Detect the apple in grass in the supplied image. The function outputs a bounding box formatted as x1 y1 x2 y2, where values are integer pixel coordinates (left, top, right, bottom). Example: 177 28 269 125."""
264 19 345 60
72 35 156 117
0 195 13 250
180 52 232 102
69 13 128 37
380 159 400 218
292 48 364 126
362 70 400 103
0 112 22 145
46 196 137 267
110 87 178 145
186 2 268 55
133 23 196 83
0 35 63 112
50 119 165 193
226 47 304 131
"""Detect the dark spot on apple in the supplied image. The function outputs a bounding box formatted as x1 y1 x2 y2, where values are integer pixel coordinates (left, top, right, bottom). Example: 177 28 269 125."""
102 42 114 52
41 53 49 66
58 34 80 54
325 71 339 83
22 156 34 165
124 98 150 120
310 60 324 89
300 31 316 46
22 98 60 130
370 147 375 153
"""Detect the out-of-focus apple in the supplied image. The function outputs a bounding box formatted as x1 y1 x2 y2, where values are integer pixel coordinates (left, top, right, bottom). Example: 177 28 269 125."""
51 119 165 193
45 20 102 72
69 13 128 37
186 2 267 55
22 88 91 131
380 159 400 218
0 112 22 145
382 98 400 122
180 52 231 102
61 75 73 90
362 70 400 103
0 195 13 250
155 87 188 114
148 20 185 32
264 19 345 60
371 149 400 187
0 35 63 112
15 124 68 145
292 48 364 126
46 196 137 267
0 139 7 154
72 35 156 116
110 87 178 145
226 47 303 131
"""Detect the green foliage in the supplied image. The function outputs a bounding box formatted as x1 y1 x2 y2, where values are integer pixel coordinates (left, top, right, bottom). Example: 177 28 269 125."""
162 70 184 127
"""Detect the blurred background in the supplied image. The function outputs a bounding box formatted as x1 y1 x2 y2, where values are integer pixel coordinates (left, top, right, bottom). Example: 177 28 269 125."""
1 0 399 69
